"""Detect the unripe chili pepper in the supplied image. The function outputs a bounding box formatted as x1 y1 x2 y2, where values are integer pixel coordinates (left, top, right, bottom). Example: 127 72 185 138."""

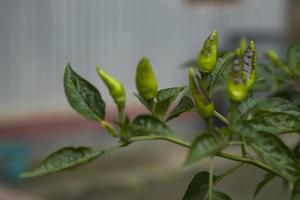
135 57 158 100
197 31 218 73
96 67 126 109
227 49 248 102
189 68 214 119
243 41 256 90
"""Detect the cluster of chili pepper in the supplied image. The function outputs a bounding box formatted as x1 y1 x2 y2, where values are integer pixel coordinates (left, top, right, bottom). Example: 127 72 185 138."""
96 31 256 122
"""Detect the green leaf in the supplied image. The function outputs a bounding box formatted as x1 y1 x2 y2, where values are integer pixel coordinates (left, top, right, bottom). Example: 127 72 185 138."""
64 64 105 121
183 171 231 200
20 147 103 178
243 113 300 135
133 92 152 111
231 98 300 135
166 96 195 121
154 86 186 116
130 115 174 136
236 124 300 182
204 51 235 92
253 172 276 199
183 171 217 200
186 134 225 166
292 177 300 200
287 43 300 72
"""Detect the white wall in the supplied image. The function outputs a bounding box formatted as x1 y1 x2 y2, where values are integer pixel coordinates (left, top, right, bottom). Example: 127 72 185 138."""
0 0 287 117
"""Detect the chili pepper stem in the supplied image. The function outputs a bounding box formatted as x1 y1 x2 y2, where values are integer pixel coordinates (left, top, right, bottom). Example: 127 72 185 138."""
117 107 126 138
100 120 118 137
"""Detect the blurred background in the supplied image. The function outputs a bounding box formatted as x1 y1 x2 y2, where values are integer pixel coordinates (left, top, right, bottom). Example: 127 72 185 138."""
0 0 299 199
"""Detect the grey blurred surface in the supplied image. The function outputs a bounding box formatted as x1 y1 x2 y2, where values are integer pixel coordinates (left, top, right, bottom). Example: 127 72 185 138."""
0 0 287 118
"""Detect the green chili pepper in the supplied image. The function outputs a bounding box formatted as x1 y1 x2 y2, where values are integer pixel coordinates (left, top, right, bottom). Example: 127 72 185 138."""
197 31 218 73
135 57 158 100
189 68 214 119
96 67 126 109
243 41 256 90
227 49 248 102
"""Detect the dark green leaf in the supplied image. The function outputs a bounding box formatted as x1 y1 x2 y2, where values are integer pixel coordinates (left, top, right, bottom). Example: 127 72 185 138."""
204 51 235 92
183 171 218 200
208 191 232 200
287 43 300 72
167 96 195 121
292 177 300 200
64 64 105 121
253 172 276 199
133 92 152 111
243 113 300 135
236 124 300 182
20 147 103 178
130 115 174 136
154 86 186 116
231 98 300 135
186 134 225 166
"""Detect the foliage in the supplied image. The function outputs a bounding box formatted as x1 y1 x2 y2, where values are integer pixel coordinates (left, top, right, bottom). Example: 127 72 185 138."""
21 33 300 199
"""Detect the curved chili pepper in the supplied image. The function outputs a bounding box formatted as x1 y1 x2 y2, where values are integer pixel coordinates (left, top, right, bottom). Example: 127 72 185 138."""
97 67 126 109
197 31 218 73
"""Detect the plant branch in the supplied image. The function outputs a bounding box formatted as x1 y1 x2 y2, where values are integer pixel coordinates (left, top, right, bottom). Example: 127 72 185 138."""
128 135 281 177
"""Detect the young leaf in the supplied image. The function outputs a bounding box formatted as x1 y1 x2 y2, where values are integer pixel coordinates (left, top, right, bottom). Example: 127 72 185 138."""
130 115 174 136
64 64 105 121
183 171 218 200
292 177 300 200
154 86 186 116
253 172 276 199
204 51 235 92
166 96 195 121
236 123 300 182
20 147 103 178
185 134 225 166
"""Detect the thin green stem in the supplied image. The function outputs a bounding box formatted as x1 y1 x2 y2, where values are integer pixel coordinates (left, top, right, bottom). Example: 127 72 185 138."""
209 158 214 200
213 110 229 125
240 136 249 157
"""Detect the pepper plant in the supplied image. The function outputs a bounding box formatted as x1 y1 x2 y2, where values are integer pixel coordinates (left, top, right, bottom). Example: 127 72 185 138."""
21 31 300 200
